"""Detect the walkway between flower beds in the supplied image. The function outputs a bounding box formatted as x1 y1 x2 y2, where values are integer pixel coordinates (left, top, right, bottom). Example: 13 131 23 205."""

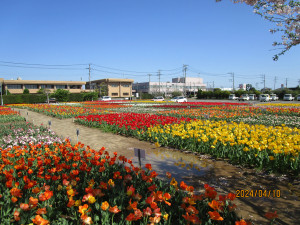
14 108 300 225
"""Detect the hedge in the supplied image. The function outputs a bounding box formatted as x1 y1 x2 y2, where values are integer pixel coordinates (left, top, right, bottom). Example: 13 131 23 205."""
3 94 47 104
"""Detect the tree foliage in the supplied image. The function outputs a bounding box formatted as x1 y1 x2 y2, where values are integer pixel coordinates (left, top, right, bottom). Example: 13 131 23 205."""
23 88 29 94
53 89 70 102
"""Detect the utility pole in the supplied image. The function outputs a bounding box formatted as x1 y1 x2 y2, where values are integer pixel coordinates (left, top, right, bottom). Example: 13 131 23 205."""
274 76 277 90
261 74 265 91
228 72 235 91
89 64 91 91
212 81 214 91
157 70 161 94
286 78 288 88
183 64 188 96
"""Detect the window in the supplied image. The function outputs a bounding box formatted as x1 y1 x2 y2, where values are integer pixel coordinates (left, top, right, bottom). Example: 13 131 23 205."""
56 85 67 89
7 84 22 89
110 83 118 87
70 85 81 89
122 84 130 87
123 92 129 96
24 84 38 89
41 84 54 89
112 93 118 96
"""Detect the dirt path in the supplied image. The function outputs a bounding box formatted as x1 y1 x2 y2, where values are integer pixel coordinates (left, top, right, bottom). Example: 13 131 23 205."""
13 108 300 225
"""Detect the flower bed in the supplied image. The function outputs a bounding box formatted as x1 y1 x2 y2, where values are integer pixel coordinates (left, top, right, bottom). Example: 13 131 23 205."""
0 122 64 149
76 113 192 135
8 104 106 119
0 106 24 123
0 141 242 224
76 113 300 175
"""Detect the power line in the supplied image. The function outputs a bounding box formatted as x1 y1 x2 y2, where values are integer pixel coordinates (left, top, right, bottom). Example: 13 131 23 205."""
0 60 87 67
0 63 86 70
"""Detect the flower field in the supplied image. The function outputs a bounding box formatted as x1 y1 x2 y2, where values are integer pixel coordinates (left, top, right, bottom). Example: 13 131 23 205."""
75 111 300 174
2 102 296 224
0 138 241 224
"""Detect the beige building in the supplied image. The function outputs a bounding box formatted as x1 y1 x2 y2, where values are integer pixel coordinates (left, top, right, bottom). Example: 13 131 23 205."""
0 78 85 94
86 78 134 98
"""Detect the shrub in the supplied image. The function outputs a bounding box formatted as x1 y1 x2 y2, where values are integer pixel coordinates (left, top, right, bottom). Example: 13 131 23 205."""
23 88 29 94
53 89 70 102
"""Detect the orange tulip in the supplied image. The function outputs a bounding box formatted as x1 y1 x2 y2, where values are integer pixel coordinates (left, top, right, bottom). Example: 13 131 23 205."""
101 201 110 211
29 196 39 208
208 200 221 211
36 208 47 215
14 210 20 221
78 204 89 215
10 187 23 198
208 211 224 221
109 205 121 214
31 215 50 225
20 203 30 211
11 196 18 203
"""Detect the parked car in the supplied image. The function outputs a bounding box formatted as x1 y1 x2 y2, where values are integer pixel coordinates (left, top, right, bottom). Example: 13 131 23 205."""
270 94 279 101
100 96 111 101
152 96 165 101
238 94 249 101
229 94 238 100
260 94 270 102
283 94 294 101
171 96 187 103
297 94 300 101
248 94 257 100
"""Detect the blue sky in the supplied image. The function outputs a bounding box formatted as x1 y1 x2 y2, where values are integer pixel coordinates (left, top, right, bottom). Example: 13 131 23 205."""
0 0 299 90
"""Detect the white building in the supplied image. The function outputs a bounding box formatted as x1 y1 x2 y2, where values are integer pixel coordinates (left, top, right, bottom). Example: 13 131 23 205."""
133 77 206 96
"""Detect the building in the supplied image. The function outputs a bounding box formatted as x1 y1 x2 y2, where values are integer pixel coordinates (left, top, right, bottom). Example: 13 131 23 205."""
0 77 85 94
86 78 134 98
133 77 206 96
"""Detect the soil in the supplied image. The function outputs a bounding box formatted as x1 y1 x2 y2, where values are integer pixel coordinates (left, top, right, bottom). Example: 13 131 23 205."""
12 108 300 225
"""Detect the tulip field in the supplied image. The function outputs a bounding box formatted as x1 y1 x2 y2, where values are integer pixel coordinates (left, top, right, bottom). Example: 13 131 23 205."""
2 101 298 224
0 105 245 225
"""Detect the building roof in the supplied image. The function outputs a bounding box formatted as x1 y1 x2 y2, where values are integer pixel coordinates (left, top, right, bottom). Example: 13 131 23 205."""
2 79 86 85
91 78 134 83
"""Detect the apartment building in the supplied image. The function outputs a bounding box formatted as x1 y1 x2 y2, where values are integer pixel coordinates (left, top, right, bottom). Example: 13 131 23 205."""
0 77 85 94
86 78 134 98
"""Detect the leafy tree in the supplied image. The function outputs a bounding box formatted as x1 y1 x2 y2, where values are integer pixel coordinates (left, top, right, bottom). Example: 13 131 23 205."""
141 93 154 99
171 91 182 97
23 88 29 94
83 92 98 101
37 88 45 94
217 0 300 60
53 89 70 102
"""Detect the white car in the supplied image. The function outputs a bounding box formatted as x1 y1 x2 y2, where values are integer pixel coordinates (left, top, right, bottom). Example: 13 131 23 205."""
238 94 249 101
100 96 111 101
171 96 187 103
297 94 300 101
229 94 238 100
249 94 257 100
152 96 164 101
260 94 270 102
270 94 278 101
283 94 294 101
